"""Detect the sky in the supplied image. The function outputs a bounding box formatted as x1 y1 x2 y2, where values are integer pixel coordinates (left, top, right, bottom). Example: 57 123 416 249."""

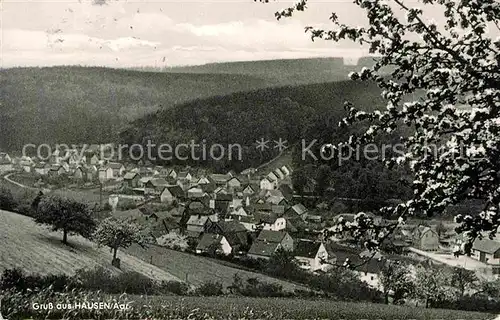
0 0 495 68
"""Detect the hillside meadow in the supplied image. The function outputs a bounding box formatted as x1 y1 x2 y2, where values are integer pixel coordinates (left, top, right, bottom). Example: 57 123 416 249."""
0 209 179 282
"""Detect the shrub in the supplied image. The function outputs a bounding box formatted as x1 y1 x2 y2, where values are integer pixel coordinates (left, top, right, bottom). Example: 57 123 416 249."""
160 280 189 295
194 281 224 296
229 274 285 297
75 266 114 292
113 271 155 295
0 186 16 211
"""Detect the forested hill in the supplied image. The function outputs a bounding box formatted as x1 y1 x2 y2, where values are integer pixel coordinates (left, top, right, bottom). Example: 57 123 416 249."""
0 58 377 151
120 80 387 172
0 66 275 150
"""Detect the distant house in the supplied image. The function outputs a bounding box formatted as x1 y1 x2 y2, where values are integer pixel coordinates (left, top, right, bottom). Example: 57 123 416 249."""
195 233 232 256
281 165 291 176
227 177 242 189
274 168 285 180
144 178 169 196
260 177 275 190
229 206 249 218
186 214 217 237
108 162 126 178
138 177 152 188
266 196 287 206
160 185 185 204
123 172 140 188
267 171 279 182
294 240 329 272
261 216 287 232
187 186 205 199
210 174 231 186
98 167 114 181
242 184 258 195
178 171 192 181
48 164 67 177
207 220 249 253
278 184 294 200
84 165 98 181
247 230 294 260
34 162 50 175
0 152 13 172
285 204 308 221
472 239 500 265
197 176 211 185
412 225 439 251
168 169 178 179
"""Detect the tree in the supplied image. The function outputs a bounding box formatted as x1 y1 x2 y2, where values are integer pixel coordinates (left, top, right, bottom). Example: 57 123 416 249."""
414 266 451 308
0 187 16 211
450 267 478 297
378 260 414 304
267 0 500 253
34 196 96 245
435 221 447 239
93 217 151 267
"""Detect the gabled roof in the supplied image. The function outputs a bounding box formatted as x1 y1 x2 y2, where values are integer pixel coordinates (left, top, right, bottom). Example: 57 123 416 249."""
196 233 225 251
227 176 242 184
473 239 500 254
210 173 231 183
267 172 279 181
187 215 210 226
295 240 322 258
124 172 138 180
178 171 191 179
216 220 247 234
256 230 288 243
278 184 294 199
248 240 280 257
108 162 124 170
290 204 307 216
215 193 233 201
148 178 169 188
165 185 185 198
267 196 286 205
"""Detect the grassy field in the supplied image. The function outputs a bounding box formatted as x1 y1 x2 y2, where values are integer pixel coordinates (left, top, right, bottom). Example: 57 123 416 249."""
0 210 179 282
126 244 305 292
3 292 495 320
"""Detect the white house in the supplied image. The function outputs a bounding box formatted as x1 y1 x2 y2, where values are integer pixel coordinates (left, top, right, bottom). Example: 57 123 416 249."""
294 240 330 272
98 167 114 181
195 233 232 256
262 217 287 231
260 177 275 190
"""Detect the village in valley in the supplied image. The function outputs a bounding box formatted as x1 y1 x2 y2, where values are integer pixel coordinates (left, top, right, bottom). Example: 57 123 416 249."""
1 144 499 289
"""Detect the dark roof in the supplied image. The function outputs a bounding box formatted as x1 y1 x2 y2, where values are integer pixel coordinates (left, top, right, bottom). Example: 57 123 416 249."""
473 239 500 254
187 215 210 226
148 178 169 188
108 162 124 170
215 193 233 201
256 230 288 243
124 172 138 180
210 174 231 183
196 233 225 251
279 185 294 199
295 240 322 258
216 220 247 233
178 171 191 179
248 240 280 257
166 185 185 198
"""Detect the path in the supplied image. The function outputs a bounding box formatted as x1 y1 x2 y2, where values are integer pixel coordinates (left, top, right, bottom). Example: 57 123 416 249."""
3 173 50 193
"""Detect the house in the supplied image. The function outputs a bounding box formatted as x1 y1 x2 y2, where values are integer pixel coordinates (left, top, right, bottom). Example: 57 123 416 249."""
168 169 178 179
266 196 287 206
98 167 114 181
278 184 294 200
208 220 249 253
274 168 285 180
261 216 287 231
260 177 275 190
49 164 67 177
144 178 169 195
138 176 152 188
195 233 232 256
247 230 294 260
229 206 249 218
267 171 279 183
108 162 126 178
294 239 329 272
238 215 258 231
123 172 140 188
472 239 500 265
412 225 440 251
160 185 185 204
210 174 231 186
178 171 192 181
187 186 205 198
227 177 242 189
0 152 13 172
84 165 98 181
186 214 217 237
285 204 308 221
88 154 100 165
281 165 291 176
242 184 258 195
196 176 212 185
33 162 49 175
